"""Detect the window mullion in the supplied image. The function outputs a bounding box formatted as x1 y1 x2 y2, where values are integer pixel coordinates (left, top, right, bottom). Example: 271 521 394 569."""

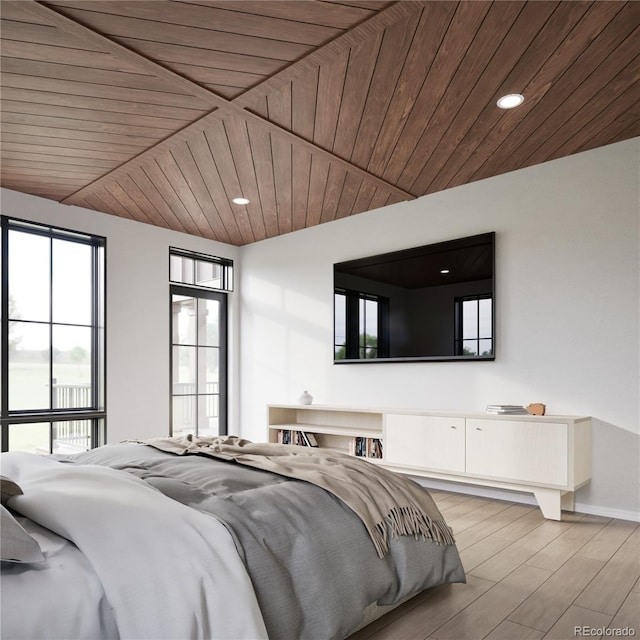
1 217 8 423
476 299 480 355
49 235 54 413
1 218 7 450
346 293 359 359
90 244 99 445
195 298 200 436
91 245 99 412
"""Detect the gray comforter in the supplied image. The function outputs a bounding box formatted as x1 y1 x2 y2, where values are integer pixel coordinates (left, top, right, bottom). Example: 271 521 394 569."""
59 443 465 640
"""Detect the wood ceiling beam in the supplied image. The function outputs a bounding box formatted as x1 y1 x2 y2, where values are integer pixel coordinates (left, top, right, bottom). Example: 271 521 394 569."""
20 0 417 205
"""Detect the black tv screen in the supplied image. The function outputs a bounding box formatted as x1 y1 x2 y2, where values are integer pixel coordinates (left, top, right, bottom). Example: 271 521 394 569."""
333 232 495 363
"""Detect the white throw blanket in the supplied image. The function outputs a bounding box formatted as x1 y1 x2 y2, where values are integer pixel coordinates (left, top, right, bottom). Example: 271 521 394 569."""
1 452 268 640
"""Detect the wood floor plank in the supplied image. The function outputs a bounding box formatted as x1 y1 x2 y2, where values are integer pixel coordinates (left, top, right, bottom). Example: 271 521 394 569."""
526 514 612 571
578 520 637 562
623 523 640 548
574 543 640 615
432 564 552 639
433 491 476 508
607 591 640 636
460 535 514 574
484 620 544 640
542 605 612 640
459 509 547 572
497 509 549 542
470 518 573 583
508 555 608 631
454 504 535 551
446 499 516 536
437 496 490 520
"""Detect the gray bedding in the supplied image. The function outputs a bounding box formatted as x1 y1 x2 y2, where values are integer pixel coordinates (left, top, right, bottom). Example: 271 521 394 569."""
59 443 465 640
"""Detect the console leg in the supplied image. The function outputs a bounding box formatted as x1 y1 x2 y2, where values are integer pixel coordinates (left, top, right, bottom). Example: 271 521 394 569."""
533 488 562 520
561 491 575 512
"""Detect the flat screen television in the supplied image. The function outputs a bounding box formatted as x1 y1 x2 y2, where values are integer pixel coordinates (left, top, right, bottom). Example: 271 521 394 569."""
333 232 495 363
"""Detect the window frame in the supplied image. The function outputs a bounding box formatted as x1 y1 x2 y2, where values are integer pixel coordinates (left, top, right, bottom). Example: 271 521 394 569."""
169 243 233 438
454 293 493 357
170 285 228 437
0 216 106 453
169 247 233 292
334 288 389 361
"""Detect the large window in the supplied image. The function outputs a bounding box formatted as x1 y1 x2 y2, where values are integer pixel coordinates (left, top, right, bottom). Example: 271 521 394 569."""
334 289 389 360
1 217 106 453
170 249 231 437
455 294 493 357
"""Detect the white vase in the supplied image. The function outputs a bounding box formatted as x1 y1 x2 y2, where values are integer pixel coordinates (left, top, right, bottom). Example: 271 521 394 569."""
298 390 313 405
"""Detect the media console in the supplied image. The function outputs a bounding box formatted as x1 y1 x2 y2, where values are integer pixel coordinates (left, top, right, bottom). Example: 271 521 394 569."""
267 404 592 520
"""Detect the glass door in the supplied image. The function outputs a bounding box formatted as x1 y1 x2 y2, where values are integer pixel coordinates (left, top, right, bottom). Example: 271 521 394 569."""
170 285 227 437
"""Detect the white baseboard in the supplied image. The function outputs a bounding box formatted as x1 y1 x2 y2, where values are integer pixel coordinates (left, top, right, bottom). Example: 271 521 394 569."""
411 476 640 523
574 502 640 523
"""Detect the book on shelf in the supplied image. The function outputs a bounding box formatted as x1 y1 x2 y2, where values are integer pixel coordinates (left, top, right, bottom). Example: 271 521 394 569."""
348 436 383 458
300 431 319 447
278 429 319 447
485 404 529 415
349 436 368 457
368 438 383 459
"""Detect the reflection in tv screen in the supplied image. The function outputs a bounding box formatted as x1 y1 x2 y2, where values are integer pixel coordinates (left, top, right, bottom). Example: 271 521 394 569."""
333 232 495 363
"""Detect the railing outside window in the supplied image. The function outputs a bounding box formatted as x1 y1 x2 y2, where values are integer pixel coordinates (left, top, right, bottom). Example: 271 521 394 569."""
52 382 92 451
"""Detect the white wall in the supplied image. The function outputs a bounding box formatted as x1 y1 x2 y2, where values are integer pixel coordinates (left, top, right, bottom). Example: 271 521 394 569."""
239 138 640 519
0 190 240 444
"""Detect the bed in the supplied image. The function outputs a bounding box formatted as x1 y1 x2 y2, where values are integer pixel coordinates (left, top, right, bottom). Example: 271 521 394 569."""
1 437 465 640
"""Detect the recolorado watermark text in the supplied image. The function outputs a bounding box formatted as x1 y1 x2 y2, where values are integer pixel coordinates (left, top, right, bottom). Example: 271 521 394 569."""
574 628 636 637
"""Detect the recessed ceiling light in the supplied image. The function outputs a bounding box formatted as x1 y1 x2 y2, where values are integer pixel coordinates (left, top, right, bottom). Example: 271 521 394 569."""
232 197 250 205
497 94 525 109
440 269 450 274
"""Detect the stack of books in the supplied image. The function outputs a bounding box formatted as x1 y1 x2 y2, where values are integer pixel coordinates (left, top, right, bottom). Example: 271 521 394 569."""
485 404 529 415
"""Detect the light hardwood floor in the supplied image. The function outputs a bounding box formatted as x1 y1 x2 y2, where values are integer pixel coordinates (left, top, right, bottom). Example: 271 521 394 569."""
348 490 640 640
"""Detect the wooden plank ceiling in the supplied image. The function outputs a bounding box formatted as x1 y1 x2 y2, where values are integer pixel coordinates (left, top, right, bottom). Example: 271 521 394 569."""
1 0 638 245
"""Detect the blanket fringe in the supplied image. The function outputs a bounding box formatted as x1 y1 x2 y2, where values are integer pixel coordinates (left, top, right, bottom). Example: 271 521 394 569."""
372 506 456 558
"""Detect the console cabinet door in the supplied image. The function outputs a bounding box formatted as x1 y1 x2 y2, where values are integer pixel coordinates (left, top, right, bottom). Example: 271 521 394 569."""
385 414 465 472
466 419 568 486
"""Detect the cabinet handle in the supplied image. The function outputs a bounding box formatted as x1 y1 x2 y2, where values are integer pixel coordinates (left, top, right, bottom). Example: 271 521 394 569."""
450 425 457 429
476 427 482 431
